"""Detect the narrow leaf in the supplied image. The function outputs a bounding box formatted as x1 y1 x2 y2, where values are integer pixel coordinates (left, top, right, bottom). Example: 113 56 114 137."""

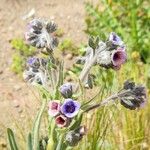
7 128 19 150
27 133 32 150
32 99 47 150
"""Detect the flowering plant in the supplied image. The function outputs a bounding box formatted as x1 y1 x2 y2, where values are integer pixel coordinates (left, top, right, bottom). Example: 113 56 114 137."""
7 18 147 150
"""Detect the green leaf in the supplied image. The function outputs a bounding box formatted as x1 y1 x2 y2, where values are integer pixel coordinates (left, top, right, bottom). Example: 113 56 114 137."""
32 99 47 150
27 133 32 150
7 128 19 150
55 61 64 99
88 36 95 49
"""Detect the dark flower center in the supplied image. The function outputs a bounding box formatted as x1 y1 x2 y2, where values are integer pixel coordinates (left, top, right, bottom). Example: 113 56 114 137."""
56 116 65 125
65 103 75 113
113 52 120 61
51 102 58 110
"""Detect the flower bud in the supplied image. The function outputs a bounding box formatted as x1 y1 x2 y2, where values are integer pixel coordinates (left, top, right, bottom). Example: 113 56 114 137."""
108 32 124 46
48 100 60 117
25 19 58 50
27 57 40 69
55 115 70 128
65 126 87 147
120 80 147 110
59 83 73 98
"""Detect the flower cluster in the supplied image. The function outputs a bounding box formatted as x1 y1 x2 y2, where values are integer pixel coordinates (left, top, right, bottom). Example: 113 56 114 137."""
48 99 80 127
23 57 47 85
25 19 58 51
77 32 127 70
98 33 127 69
119 80 147 110
48 83 81 127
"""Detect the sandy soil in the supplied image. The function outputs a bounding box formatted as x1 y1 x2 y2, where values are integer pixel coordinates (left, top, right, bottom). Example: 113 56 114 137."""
0 0 92 148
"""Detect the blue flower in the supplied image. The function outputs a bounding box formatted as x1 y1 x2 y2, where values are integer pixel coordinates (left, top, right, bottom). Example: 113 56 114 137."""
109 32 124 46
59 83 73 98
27 57 38 66
61 99 80 118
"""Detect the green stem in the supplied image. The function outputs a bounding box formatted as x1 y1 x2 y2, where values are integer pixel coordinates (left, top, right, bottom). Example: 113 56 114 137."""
56 134 64 150
47 121 55 150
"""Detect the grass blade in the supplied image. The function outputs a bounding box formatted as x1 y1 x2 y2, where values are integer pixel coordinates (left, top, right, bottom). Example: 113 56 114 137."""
7 128 19 150
27 133 32 150
32 98 47 150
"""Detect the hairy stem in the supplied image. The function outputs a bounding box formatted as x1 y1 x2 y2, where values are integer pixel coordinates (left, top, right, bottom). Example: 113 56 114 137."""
84 89 130 112
84 93 118 112
74 43 107 92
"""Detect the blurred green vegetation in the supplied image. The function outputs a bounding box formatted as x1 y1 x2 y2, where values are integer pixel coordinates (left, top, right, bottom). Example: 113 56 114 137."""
85 0 150 63
10 39 36 75
58 38 80 55
55 28 64 37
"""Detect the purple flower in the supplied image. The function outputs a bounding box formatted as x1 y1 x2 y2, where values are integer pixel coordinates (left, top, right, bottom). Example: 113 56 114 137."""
55 114 70 128
27 57 38 66
48 100 60 117
111 49 127 67
59 83 73 98
61 99 80 118
109 32 124 46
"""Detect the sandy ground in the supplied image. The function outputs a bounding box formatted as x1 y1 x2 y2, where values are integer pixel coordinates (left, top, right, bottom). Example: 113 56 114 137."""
0 0 92 148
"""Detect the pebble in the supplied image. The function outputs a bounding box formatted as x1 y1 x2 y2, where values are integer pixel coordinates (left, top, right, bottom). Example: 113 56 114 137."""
13 85 21 91
0 139 6 148
66 53 73 60
13 100 20 108
18 108 23 113
66 77 72 82
20 114 25 118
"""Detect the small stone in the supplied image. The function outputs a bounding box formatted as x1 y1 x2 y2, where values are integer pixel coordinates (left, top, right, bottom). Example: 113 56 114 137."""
0 139 6 148
66 53 73 60
66 77 72 82
141 142 148 149
20 114 25 118
13 85 21 91
18 109 23 113
13 100 20 108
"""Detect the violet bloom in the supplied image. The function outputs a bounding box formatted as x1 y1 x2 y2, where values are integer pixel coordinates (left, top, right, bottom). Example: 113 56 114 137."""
48 100 60 117
111 49 127 67
27 57 40 69
27 57 37 66
109 32 124 46
61 99 80 118
59 83 73 98
55 114 70 128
